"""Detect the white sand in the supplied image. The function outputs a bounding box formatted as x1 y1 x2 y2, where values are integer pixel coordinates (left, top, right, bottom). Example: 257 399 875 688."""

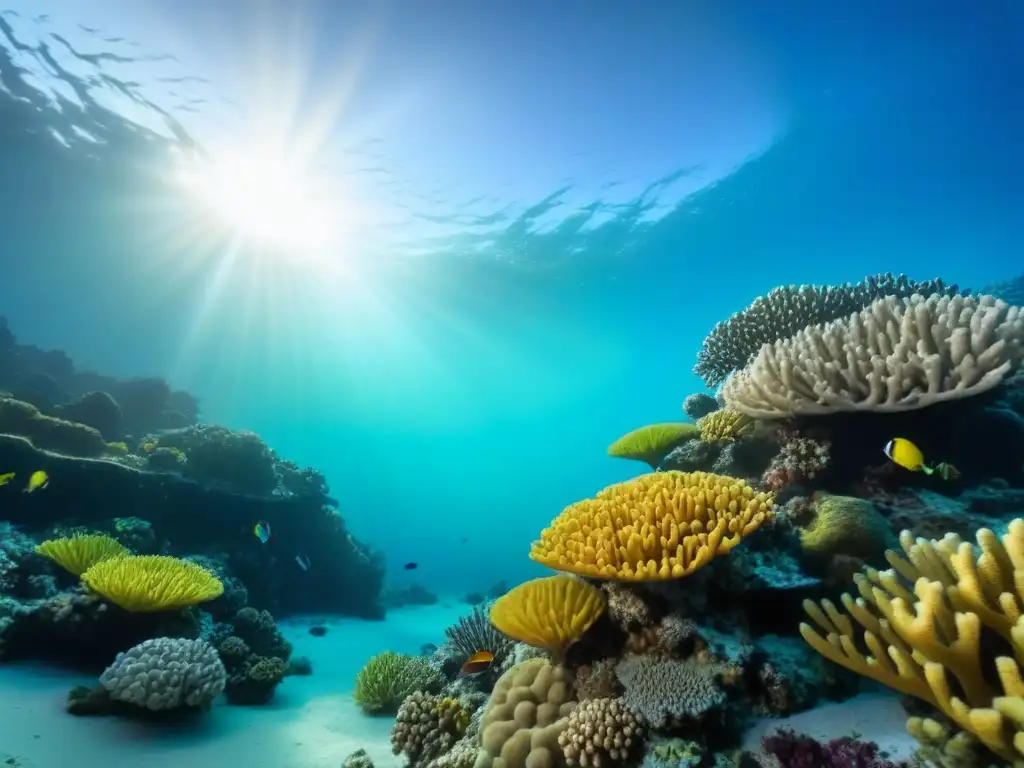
0 604 921 768
0 602 467 768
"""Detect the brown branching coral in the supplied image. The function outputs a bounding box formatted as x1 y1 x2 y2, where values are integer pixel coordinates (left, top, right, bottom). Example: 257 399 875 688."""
530 471 774 581
391 692 471 767
799 517 1024 764
693 272 959 387
558 697 646 767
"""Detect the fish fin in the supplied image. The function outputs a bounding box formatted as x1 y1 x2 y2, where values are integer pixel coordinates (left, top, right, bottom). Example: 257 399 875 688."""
920 464 934 476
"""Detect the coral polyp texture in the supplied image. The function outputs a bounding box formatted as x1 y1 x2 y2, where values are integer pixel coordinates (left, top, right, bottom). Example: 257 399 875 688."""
695 409 752 444
799 517 1024 763
558 697 645 767
722 293 1024 418
529 471 774 581
693 272 959 386
489 574 606 660
354 651 442 715
81 555 224 612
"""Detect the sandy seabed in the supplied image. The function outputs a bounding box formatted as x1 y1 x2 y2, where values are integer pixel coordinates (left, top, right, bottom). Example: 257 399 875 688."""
0 602 918 768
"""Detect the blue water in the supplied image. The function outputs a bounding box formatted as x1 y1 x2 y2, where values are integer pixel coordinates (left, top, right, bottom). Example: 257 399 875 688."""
0 0 1021 597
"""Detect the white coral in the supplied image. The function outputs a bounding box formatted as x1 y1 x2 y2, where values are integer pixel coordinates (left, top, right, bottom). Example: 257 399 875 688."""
99 636 226 711
722 293 1024 417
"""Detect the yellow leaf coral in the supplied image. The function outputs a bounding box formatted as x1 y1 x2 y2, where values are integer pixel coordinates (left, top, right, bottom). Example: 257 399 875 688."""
490 574 606 661
799 518 1024 764
696 409 753 444
530 471 774 581
35 535 129 576
606 423 699 469
81 555 223 612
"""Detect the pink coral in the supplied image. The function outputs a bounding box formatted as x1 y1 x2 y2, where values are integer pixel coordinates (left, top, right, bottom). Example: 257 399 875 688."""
762 435 831 492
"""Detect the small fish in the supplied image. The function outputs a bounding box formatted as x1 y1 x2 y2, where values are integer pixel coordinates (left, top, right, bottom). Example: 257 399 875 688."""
403 562 418 570
23 470 48 493
254 520 271 544
295 553 311 571
883 438 933 474
458 650 495 678
883 438 958 481
0 472 14 487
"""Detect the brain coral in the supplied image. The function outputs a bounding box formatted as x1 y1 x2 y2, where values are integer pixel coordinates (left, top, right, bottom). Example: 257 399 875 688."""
722 293 1024 418
99 637 226 711
474 657 576 768
530 471 774 581
797 494 895 566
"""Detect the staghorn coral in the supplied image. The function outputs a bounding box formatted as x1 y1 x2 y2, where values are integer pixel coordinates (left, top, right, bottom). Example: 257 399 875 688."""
723 293 1024 418
614 655 728 729
391 692 471 767
693 272 959 387
799 517 1024 764
474 657 576 768
35 534 129 577
489 575 605 662
445 603 514 668
607 423 700 469
99 637 225 711
696 409 753 444
354 651 443 715
81 555 224 612
558 697 645 767
906 716 990 768
530 471 774 581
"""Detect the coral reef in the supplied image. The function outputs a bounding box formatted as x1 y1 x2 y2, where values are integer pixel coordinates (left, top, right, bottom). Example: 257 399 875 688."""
607 423 701 469
355 651 443 714
98 637 226 711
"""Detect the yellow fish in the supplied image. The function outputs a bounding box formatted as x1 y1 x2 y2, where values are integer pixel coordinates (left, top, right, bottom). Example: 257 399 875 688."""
23 470 49 493
883 438 959 481
0 472 14 487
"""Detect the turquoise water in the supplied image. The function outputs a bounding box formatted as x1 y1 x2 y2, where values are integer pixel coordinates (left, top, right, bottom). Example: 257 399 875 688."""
0 0 1020 605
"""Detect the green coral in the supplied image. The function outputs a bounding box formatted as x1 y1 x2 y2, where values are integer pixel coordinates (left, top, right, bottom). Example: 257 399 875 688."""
796 493 895 569
354 651 442 715
607 423 700 469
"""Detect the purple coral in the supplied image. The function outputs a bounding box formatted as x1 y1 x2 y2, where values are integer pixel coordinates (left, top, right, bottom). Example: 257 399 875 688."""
762 728 909 768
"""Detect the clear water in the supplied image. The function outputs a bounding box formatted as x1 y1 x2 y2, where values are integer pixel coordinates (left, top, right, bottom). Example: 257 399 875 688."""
0 0 1020 646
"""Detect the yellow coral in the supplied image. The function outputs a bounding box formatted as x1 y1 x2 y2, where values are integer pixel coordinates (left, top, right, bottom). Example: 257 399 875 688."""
799 518 1024 765
490 574 606 661
607 423 699 469
81 555 223 612
35 535 129 576
530 471 774 581
696 409 753 443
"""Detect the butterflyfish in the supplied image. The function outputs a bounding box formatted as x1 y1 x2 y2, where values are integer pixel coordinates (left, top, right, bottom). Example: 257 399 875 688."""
0 472 14 487
254 520 271 543
883 438 959 481
458 650 494 678
23 471 48 493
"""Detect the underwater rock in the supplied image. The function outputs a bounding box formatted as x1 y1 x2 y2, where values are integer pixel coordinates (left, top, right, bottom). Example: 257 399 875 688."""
309 624 328 637
683 392 720 420
384 583 438 609
342 749 375 768
53 390 123 441
286 655 313 676
0 433 384 618
0 398 108 457
661 438 720 472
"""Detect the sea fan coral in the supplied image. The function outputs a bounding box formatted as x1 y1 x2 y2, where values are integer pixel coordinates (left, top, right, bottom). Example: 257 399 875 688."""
35 535 128 576
444 603 513 667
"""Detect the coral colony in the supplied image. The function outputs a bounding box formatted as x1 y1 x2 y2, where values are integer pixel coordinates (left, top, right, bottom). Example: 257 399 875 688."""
2 271 1024 767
